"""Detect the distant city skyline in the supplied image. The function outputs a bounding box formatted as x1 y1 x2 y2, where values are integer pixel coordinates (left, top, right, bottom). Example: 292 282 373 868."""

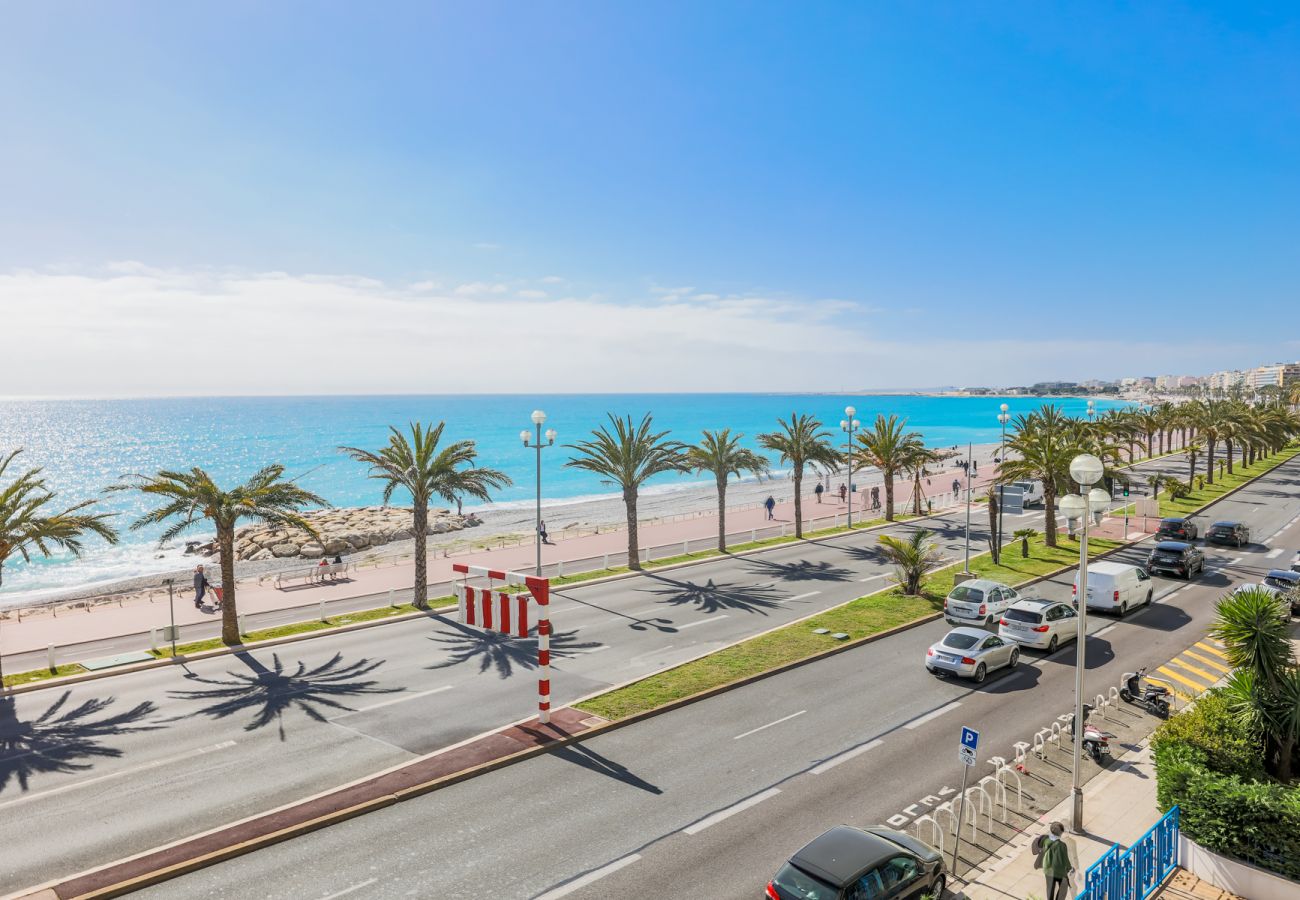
2 4 1297 395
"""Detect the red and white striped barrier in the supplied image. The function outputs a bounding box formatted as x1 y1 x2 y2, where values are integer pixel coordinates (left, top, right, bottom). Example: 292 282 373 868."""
451 564 552 724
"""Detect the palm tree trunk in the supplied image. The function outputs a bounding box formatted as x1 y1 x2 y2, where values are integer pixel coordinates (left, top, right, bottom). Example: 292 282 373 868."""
793 464 804 538
884 471 895 522
716 476 727 553
1206 439 1216 484
412 501 429 609
1225 439 1234 475
987 491 1000 564
1043 482 1058 547
219 525 239 645
626 488 641 569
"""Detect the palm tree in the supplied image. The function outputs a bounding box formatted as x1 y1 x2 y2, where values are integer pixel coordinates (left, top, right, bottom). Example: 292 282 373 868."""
999 405 1082 547
117 465 326 645
1187 399 1233 485
341 422 510 610
687 429 769 552
876 528 944 595
1012 527 1037 558
0 449 118 590
903 443 948 517
855 414 923 522
566 413 689 569
758 413 840 538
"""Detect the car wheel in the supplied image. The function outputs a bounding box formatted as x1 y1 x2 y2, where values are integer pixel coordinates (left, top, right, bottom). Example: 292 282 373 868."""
1047 635 1059 652
1119 601 1128 617
931 873 947 898
974 663 987 683
1009 648 1020 668
1147 589 1153 606
985 614 995 628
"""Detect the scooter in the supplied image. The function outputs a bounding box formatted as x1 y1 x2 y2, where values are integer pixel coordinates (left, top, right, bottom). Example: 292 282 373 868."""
1120 667 1171 718
1069 704 1114 763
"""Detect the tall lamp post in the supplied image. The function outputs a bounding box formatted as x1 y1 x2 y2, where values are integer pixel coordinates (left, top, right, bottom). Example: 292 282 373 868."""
1058 452 1105 833
1086 399 1096 424
840 407 860 528
997 404 1011 556
520 410 557 576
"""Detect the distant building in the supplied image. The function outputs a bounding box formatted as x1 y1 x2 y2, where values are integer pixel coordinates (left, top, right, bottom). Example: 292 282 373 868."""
1208 370 1247 392
1029 381 1080 395
1175 375 1201 388
1247 362 1300 390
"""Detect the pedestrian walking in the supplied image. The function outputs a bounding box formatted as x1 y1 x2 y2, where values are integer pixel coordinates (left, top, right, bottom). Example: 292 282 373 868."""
972 459 978 476
953 478 961 498
814 482 824 504
764 495 776 520
539 520 550 544
838 483 847 503
870 486 880 510
192 565 210 609
1033 822 1078 900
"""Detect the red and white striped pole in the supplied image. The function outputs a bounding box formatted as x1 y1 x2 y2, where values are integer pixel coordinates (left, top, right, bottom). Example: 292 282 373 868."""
528 575 551 725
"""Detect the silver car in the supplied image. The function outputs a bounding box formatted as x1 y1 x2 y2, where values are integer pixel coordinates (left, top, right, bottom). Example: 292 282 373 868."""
926 627 1020 683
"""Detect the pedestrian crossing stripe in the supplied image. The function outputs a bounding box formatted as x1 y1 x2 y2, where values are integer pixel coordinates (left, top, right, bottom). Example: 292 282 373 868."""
1167 658 1219 684
1194 641 1229 659
1181 650 1231 673
1144 676 1194 701
1156 665 1211 692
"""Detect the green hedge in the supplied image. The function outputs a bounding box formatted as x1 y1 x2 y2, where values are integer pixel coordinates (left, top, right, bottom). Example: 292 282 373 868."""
1152 690 1300 879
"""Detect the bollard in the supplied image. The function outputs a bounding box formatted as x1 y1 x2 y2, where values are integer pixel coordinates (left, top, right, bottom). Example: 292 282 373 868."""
237 614 247 638
46 645 56 671
388 588 396 609
602 553 609 570
681 540 688 556
319 599 327 623
557 559 565 578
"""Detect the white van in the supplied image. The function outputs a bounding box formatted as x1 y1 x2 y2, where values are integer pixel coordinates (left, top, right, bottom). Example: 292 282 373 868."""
1073 562 1153 616
1012 480 1044 507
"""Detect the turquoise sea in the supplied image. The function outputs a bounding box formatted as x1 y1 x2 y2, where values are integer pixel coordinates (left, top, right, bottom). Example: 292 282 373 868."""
0 394 1126 597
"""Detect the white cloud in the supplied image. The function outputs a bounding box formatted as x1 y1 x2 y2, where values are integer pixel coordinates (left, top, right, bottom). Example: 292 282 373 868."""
539 275 566 285
516 289 548 299
0 264 1248 396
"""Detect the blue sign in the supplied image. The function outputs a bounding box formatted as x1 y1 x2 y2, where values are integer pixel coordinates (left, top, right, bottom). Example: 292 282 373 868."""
960 726 980 750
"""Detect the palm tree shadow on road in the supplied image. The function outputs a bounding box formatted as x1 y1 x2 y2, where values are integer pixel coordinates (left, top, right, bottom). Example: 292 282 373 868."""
426 620 602 679
639 574 788 615
740 557 854 583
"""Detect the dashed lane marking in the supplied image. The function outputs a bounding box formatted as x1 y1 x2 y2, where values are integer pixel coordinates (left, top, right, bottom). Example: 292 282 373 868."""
904 701 961 730
677 615 730 630
734 710 807 740
321 879 379 900
858 574 887 583
534 854 643 899
811 740 883 775
332 685 453 717
1266 548 1284 559
1181 650 1230 674
683 788 782 835
780 591 822 603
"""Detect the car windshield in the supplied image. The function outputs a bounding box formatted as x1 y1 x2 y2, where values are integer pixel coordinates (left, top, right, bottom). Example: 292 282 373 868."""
773 863 836 900
1155 549 1182 558
1003 608 1042 624
948 586 984 603
1264 576 1298 589
942 632 981 650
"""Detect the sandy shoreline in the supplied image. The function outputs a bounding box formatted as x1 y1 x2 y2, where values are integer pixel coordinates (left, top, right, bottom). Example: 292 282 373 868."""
1 441 1003 609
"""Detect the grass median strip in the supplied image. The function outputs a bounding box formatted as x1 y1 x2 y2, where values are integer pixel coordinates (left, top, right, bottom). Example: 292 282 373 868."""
575 533 1121 722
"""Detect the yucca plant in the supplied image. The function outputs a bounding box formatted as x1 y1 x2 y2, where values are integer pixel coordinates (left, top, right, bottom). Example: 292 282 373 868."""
876 528 944 595
1012 527 1037 558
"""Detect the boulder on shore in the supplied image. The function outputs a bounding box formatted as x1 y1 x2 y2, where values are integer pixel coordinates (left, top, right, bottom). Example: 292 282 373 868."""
232 506 478 562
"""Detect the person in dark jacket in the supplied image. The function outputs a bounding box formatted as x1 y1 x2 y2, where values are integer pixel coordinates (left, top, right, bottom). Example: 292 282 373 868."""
193 565 210 609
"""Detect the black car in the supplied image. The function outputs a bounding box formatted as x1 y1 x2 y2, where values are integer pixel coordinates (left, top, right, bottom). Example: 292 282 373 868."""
1147 541 1206 579
1156 517 1199 541
767 826 945 900
1206 521 1250 548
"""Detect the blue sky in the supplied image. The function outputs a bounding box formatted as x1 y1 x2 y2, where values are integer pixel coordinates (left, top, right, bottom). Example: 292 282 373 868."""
1 3 1297 395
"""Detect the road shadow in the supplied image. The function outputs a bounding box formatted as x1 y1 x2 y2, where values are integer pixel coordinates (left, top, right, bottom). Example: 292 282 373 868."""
978 662 1042 694
525 733 662 794
740 557 854 583
0 692 162 795
1039 636 1117 671
552 591 676 633
1128 602 1193 632
167 651 397 741
639 574 788 615
426 620 602 678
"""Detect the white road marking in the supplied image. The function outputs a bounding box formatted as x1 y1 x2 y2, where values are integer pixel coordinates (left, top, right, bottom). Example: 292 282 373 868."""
780 591 822 603
858 574 887 583
811 739 884 774
1266 548 1284 559
332 685 453 717
734 710 807 740
534 855 643 899
573 644 610 655
683 788 782 835
321 879 378 900
1094 625 1115 637
677 615 730 629
904 701 961 730
1230 555 1244 565
0 740 237 810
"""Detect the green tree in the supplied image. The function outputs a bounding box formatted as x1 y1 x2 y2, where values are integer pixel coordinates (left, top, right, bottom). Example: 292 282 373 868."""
1012 527 1037 558
876 528 944 595
998 405 1082 547
0 449 118 590
341 422 510 609
855 414 924 522
687 429 769 553
566 413 689 569
758 413 840 538
118 465 326 645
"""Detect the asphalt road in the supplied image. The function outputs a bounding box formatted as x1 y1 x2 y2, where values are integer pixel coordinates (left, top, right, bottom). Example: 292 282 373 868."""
126 453 1300 899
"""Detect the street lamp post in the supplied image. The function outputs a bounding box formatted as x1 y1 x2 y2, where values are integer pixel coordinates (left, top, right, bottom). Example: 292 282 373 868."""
1086 399 1096 424
840 407 860 528
997 404 1010 558
1059 453 1105 833
962 441 974 573
520 410 557 577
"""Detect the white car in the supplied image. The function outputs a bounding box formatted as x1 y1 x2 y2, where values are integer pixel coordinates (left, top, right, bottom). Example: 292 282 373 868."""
999 597 1079 652
944 579 1023 627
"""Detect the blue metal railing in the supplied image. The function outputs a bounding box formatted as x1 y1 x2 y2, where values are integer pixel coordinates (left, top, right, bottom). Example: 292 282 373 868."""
1077 806 1180 900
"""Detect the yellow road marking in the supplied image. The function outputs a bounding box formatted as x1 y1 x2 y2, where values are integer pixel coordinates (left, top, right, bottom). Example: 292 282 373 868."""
1168 658 1219 683
1195 641 1229 658
1144 676 1193 701
1157 665 1210 692
1182 650 1231 673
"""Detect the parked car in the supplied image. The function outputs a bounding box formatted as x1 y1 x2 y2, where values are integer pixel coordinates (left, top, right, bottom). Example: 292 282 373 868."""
926 626 1020 682
1156 517 1199 541
999 597 1079 652
1073 561 1153 616
1291 551 1300 575
1205 521 1250 548
1229 582 1293 623
766 826 945 900
1262 570 1300 616
943 579 1022 627
1146 541 1207 580
1011 479 1044 507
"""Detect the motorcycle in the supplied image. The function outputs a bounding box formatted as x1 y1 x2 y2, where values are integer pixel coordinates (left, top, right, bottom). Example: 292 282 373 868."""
1069 703 1114 763
1120 667 1171 718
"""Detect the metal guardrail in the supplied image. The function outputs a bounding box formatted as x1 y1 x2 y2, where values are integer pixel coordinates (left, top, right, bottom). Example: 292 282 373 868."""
1078 805 1179 900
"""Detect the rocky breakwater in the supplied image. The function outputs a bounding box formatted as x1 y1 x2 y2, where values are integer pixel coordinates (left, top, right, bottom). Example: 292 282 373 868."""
232 506 482 561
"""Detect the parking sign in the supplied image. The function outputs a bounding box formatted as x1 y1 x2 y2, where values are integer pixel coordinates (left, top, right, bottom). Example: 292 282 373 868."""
960 726 979 751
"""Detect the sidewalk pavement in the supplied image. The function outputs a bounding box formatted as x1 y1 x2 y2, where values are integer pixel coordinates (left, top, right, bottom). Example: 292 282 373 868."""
1 457 1001 659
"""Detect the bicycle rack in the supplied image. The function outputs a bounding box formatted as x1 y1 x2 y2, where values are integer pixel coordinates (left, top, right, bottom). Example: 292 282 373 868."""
989 759 1023 813
913 815 943 856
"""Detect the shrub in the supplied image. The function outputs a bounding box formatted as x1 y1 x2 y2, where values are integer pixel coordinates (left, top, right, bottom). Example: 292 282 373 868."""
1166 479 1192 500
1151 689 1264 781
